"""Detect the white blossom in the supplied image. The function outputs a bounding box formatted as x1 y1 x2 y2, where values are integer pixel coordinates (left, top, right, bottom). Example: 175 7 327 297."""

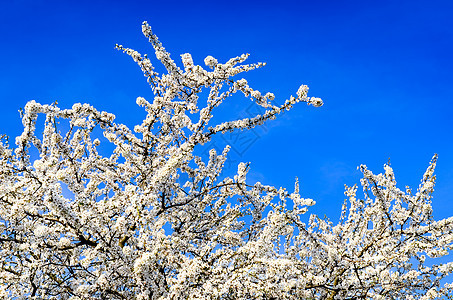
0 21 451 300
204 55 218 68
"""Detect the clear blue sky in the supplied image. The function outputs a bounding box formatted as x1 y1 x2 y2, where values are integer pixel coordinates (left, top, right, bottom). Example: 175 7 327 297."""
1 0 452 223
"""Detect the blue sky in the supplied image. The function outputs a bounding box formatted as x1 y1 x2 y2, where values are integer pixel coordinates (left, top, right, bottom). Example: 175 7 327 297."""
1 0 452 223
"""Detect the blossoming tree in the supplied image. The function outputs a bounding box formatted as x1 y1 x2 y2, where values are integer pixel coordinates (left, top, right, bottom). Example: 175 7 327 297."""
0 22 452 299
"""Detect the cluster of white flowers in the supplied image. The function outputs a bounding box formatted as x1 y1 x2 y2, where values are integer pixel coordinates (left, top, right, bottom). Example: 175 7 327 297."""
0 21 451 299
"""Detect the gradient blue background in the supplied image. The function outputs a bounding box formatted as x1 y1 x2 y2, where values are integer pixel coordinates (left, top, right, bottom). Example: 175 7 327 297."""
1 0 452 225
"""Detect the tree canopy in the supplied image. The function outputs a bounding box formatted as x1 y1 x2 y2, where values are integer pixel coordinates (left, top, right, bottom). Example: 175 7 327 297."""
0 21 452 299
